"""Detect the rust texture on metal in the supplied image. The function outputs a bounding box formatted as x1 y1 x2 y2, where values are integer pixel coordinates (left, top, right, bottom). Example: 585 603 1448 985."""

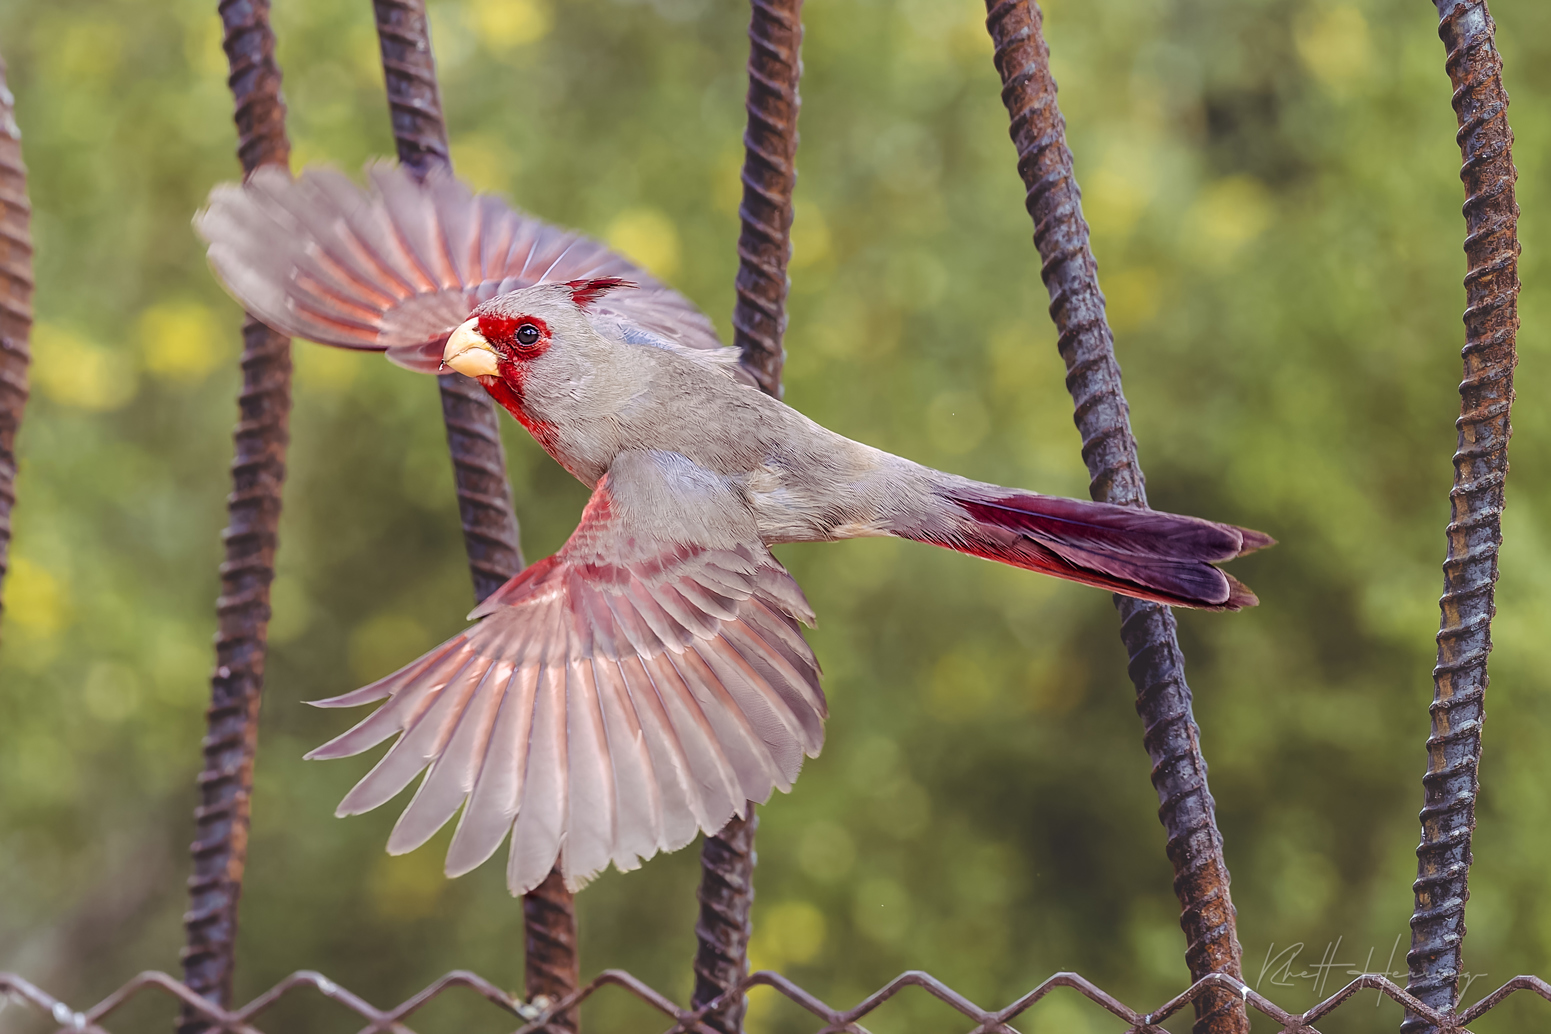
0 52 33 637
178 2 294 1029
981 2 1247 1032
693 810 758 1034
369 1 574 1022
8 964 1551 1034
371 0 452 178
692 0 804 1026
1405 3 1520 1032
730 0 803 398
523 869 582 1032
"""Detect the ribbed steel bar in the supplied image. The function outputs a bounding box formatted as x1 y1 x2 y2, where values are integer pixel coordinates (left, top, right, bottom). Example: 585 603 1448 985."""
524 870 581 1031
693 810 758 1034
0 53 32 638
981 3 1247 1033
729 0 803 397
371 0 452 179
691 2 802 1030
178 2 293 1029
368 2 576 1025
1403 4 1520 1032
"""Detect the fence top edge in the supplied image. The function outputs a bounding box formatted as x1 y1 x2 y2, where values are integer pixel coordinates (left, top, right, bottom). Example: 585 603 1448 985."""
7 967 1543 1031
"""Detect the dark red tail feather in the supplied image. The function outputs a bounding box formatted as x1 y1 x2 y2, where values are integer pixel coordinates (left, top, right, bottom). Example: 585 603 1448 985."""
934 489 1271 611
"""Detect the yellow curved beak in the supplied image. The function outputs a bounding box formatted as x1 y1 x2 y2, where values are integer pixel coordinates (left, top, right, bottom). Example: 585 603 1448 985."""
443 318 500 378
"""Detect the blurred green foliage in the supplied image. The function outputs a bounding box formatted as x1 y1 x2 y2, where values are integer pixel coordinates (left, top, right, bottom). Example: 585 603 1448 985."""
1 0 1549 1031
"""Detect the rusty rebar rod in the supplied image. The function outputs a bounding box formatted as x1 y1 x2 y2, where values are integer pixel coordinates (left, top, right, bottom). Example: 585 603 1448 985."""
690 3 802 1032
521 871 580 1032
178 2 293 1029
729 0 803 397
981 3 1247 1033
693 810 759 1034
371 0 452 180
0 53 32 638
367 3 577 1027
1403 3 1520 1032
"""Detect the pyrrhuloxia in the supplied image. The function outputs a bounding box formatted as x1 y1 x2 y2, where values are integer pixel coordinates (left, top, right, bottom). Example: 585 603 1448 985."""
196 163 1271 894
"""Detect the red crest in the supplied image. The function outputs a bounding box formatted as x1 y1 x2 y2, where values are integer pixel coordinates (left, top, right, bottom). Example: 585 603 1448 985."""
564 277 635 309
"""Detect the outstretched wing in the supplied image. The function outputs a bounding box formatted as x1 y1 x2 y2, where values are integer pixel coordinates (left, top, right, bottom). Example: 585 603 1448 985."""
196 162 723 372
307 451 825 894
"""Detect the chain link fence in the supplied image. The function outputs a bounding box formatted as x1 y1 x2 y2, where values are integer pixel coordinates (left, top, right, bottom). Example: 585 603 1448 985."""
6 964 1551 1033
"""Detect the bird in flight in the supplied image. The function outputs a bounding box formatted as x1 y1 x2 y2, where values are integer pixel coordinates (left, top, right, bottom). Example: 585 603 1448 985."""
197 163 1271 895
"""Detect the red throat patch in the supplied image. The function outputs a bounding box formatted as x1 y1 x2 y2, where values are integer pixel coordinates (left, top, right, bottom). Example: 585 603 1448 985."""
482 375 561 457
468 311 559 455
564 277 635 308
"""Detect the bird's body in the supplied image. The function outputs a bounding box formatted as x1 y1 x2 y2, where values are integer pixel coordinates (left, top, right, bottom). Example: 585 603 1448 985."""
450 293 935 546
197 162 1271 895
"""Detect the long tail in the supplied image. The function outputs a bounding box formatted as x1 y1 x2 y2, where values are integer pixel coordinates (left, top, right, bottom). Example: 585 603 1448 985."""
914 482 1273 611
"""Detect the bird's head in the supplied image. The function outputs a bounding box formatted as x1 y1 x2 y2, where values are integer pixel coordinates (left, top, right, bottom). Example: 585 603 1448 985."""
443 277 634 382
442 277 639 470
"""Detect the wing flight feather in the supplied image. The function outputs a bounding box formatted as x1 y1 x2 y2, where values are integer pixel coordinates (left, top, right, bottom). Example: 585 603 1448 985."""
197 162 723 372
307 455 824 894
446 664 538 876
509 663 568 893
563 658 618 885
387 659 513 855
591 656 661 869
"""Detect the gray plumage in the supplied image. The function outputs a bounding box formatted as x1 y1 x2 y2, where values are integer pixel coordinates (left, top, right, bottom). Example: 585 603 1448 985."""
196 163 1271 893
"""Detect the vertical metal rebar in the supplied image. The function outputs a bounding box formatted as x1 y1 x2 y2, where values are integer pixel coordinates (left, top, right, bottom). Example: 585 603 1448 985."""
693 810 758 1034
368 3 575 1025
371 0 452 178
179 3 293 1029
691 3 801 1032
523 870 581 1031
981 3 1248 1032
1403 3 1520 1032
0 53 32 637
730 0 803 398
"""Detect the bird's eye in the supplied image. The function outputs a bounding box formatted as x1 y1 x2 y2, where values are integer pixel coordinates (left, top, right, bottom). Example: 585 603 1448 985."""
516 323 541 347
